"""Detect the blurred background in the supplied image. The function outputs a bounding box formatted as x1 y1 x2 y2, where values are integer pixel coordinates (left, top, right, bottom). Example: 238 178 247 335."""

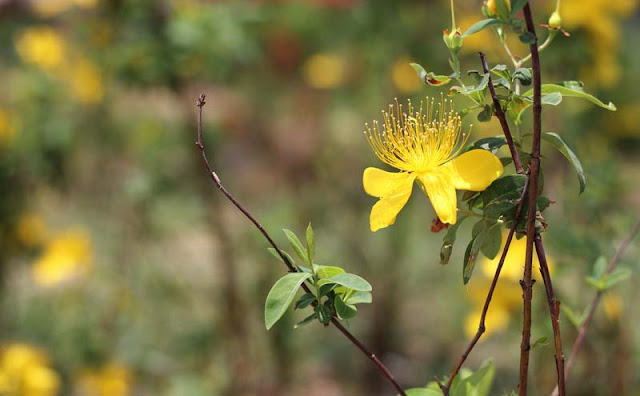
0 0 639 395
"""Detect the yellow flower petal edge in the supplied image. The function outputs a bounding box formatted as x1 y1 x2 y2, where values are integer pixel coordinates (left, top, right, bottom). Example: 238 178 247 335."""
363 167 413 198
369 173 416 232
444 149 504 191
418 170 458 224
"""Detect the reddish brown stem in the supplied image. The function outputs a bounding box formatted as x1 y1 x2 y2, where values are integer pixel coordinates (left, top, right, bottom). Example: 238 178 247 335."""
535 235 565 395
441 174 529 395
519 5 542 395
194 94 407 396
479 52 524 175
551 219 640 396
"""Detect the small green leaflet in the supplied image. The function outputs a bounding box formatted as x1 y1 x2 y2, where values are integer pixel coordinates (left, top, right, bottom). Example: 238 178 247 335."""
265 272 312 330
523 83 616 111
542 132 586 193
462 19 505 37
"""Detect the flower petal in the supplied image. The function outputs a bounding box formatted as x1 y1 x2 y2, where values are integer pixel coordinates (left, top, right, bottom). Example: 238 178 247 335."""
369 173 416 232
444 149 503 191
418 170 458 224
363 167 413 198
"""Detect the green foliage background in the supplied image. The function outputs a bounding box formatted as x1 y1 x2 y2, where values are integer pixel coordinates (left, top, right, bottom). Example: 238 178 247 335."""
0 0 638 395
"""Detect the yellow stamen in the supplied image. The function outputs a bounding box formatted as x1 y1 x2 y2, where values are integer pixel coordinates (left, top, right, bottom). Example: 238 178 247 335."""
364 97 469 173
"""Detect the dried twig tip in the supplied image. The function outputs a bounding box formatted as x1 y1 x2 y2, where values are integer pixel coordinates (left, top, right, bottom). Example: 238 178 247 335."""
197 94 206 107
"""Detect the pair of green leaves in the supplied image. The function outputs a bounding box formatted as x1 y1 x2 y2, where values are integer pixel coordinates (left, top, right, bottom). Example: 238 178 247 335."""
401 360 495 396
264 224 372 330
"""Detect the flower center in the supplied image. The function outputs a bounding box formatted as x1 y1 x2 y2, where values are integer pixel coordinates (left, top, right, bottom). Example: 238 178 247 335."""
365 98 469 173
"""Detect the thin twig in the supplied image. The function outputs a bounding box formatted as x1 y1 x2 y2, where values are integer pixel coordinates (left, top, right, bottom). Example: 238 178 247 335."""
535 235 565 395
441 174 530 395
519 5 542 395
479 52 524 175
550 219 640 396
194 94 407 396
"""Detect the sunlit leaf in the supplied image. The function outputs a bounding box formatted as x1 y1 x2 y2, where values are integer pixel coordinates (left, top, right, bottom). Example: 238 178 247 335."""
265 272 312 330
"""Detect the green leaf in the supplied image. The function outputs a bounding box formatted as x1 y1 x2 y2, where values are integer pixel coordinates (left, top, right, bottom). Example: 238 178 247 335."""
477 104 493 122
542 132 586 193
531 336 549 349
519 31 536 44
334 295 357 320
306 223 315 264
510 0 528 16
318 283 336 297
602 268 632 290
463 233 484 284
410 63 452 86
283 229 308 264
541 92 563 106
294 292 316 310
313 264 346 279
537 196 552 212
402 389 443 396
294 312 317 328
482 174 527 219
462 19 505 37
440 216 469 265
344 291 372 305
592 256 607 278
523 83 616 111
494 0 510 19
265 272 312 330
451 360 494 396
513 68 532 86
318 273 373 292
490 64 510 81
561 304 582 329
315 304 332 325
267 247 295 266
481 223 502 260
464 137 507 154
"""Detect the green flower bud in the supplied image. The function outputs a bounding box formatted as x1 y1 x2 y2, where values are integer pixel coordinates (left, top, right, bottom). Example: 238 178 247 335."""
443 28 463 54
548 11 562 28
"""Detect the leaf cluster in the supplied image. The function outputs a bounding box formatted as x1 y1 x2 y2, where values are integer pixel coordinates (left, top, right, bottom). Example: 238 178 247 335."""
264 224 373 330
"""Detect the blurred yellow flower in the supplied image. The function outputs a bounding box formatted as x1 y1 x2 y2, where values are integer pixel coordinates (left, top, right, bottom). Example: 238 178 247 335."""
390 57 422 94
32 229 93 287
480 233 555 282
603 292 623 321
0 343 61 396
464 233 555 339
66 58 105 104
303 53 346 89
0 109 17 146
363 98 503 231
561 0 637 87
464 304 510 339
76 363 132 396
16 213 48 248
14 27 66 71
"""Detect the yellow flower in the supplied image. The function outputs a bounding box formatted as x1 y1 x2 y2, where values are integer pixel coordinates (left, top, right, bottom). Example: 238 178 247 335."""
0 343 61 396
66 58 104 104
76 363 131 396
14 26 66 71
480 231 555 282
303 53 346 89
390 57 422 94
363 98 503 231
465 233 556 340
32 229 93 287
